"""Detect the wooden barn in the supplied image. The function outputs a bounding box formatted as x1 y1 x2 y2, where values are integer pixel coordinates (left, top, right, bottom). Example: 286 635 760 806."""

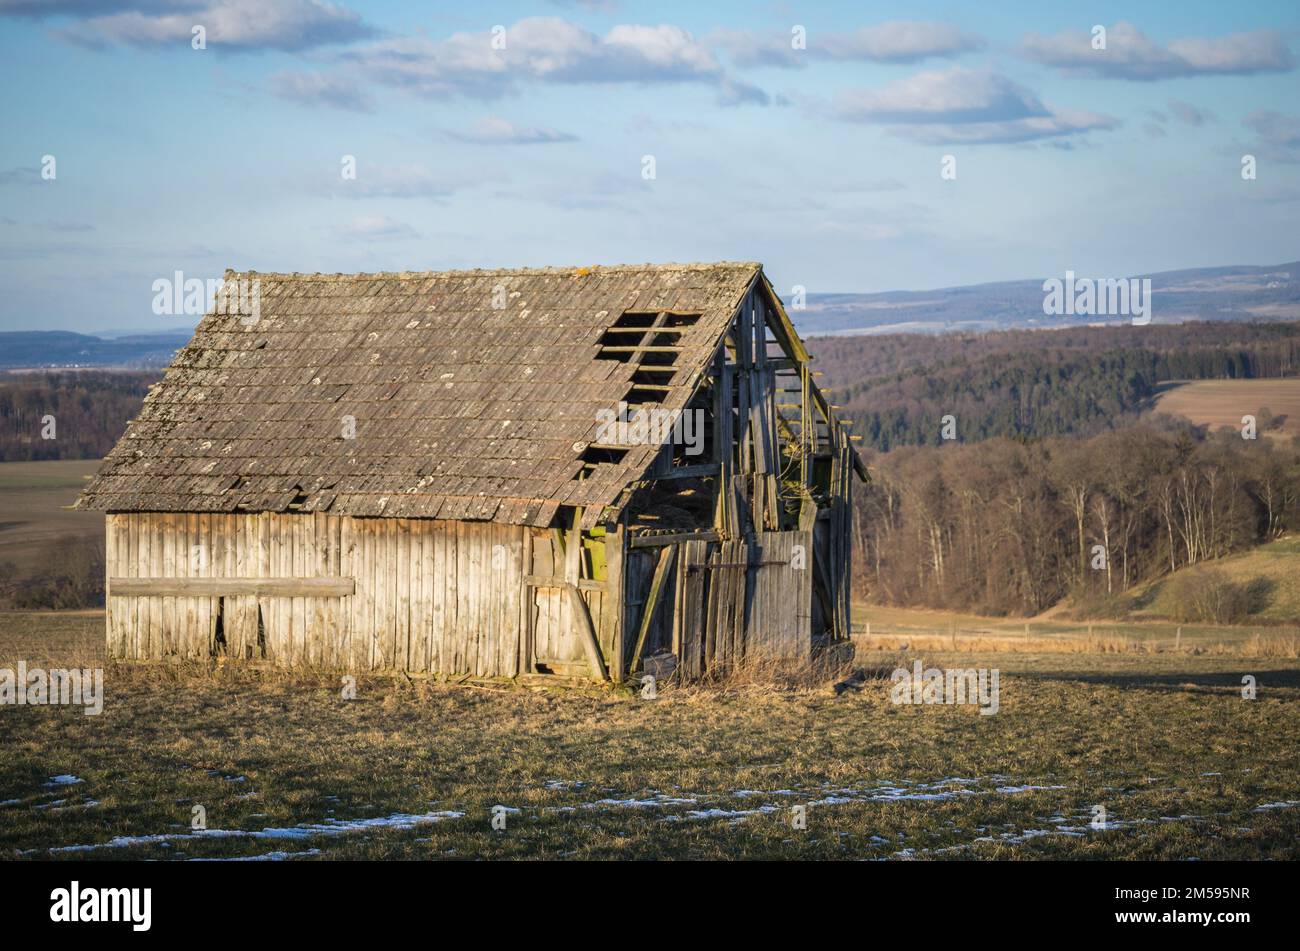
78 262 866 682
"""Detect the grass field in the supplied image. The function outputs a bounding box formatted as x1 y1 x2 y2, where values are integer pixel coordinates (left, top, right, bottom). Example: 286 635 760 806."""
854 602 1300 654
2 611 1297 860
1151 378 1300 438
0 460 102 578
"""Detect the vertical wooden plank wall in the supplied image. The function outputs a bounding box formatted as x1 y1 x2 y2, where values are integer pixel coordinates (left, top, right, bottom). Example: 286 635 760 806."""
104 514 532 678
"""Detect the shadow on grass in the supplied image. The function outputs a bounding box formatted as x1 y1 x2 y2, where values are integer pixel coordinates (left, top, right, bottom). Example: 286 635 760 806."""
1017 666 1300 692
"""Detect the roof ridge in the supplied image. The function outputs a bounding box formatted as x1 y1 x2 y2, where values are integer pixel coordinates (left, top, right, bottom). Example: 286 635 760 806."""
222 262 763 281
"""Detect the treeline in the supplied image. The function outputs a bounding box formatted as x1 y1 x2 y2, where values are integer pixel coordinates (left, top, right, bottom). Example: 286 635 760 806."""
0 371 155 461
812 322 1300 450
852 421 1300 617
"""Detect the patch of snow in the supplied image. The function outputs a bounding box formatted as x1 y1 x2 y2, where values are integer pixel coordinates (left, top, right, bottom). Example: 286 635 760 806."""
668 805 780 822
191 849 322 861
583 795 697 809
44 776 82 787
49 810 464 854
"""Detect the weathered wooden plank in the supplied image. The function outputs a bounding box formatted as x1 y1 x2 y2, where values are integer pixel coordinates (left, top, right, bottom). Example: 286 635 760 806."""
430 519 446 674
184 512 200 658
146 514 162 657
104 514 119 656
109 577 356 597
376 519 394 669
565 582 607 681
127 513 141 660
316 513 332 666
411 519 427 673
396 518 411 671
445 519 460 674
340 516 356 669
629 530 720 549
235 514 254 659
519 528 534 675
523 574 605 590
456 519 471 674
654 463 720 480
603 525 624 682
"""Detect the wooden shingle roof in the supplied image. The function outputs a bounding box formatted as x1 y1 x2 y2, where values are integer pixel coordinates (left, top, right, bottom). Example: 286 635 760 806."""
77 262 763 527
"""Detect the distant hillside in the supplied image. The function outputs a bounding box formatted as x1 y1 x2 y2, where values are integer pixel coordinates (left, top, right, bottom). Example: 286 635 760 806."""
794 261 1300 336
1110 536 1300 625
0 331 190 369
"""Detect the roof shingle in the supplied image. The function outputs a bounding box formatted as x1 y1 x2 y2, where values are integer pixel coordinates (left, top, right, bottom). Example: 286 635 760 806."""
77 262 762 527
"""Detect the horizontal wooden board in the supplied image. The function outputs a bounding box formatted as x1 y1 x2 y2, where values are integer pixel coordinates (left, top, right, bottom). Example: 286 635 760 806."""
109 576 355 597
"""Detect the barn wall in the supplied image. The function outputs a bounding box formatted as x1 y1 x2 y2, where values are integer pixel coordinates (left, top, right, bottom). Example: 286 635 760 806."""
105 513 527 677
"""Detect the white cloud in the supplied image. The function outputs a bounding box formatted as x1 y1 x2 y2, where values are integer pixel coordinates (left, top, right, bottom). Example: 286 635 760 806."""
327 215 419 241
1018 21 1294 80
448 116 578 145
340 16 762 105
823 21 985 63
836 69 1047 124
834 68 1118 145
54 0 374 52
268 69 373 111
714 21 984 68
895 109 1118 146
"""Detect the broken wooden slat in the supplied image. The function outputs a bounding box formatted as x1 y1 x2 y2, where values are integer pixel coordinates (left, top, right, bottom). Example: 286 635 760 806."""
629 530 720 548
564 582 608 681
627 544 677 676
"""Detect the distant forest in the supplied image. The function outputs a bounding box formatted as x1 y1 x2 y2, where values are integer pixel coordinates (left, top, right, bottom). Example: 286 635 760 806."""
852 423 1300 618
812 321 1300 450
0 371 156 461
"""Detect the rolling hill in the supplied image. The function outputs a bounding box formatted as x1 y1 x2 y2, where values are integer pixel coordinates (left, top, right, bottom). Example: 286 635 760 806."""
1115 536 1300 625
0 331 190 369
795 261 1300 336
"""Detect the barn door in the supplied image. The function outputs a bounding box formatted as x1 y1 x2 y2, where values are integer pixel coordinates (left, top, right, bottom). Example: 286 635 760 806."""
670 531 813 678
746 530 813 661
526 529 588 675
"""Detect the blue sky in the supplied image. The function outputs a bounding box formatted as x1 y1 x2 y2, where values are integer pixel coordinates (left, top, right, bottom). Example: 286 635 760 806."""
1 0 1298 333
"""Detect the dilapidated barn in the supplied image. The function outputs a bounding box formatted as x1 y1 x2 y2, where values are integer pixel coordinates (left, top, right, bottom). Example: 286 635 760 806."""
78 262 866 682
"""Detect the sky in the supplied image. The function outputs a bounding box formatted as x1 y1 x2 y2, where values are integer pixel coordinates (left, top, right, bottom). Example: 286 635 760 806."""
1 0 1298 333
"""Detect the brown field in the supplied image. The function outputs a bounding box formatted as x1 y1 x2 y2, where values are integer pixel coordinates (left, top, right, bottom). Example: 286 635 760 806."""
1151 379 1300 438
0 460 102 578
854 598 1300 654
1 610 1297 860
